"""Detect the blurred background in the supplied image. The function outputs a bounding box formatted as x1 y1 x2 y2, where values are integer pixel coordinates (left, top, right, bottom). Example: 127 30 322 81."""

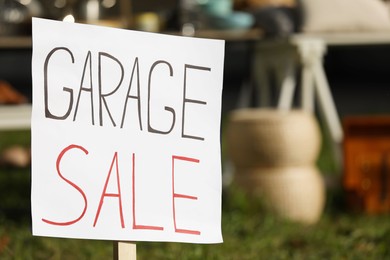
1 0 390 115
1 0 390 258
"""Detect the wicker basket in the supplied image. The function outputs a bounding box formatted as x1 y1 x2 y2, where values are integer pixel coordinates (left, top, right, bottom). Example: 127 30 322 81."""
235 166 325 224
226 109 321 167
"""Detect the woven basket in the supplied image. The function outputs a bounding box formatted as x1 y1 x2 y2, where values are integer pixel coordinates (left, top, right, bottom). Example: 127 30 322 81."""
226 109 321 167
235 166 325 224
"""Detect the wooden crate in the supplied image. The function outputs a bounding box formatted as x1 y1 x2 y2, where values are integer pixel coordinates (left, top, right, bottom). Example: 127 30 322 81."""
343 116 390 214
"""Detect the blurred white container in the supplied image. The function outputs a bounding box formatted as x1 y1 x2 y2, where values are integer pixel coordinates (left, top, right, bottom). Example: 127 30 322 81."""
226 108 325 224
226 108 321 168
235 166 325 224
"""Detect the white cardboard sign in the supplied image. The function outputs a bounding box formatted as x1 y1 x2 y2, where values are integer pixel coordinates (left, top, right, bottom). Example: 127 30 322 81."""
31 18 224 244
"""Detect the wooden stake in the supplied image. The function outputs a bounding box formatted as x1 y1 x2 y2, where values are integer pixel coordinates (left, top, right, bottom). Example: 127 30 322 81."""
114 241 136 260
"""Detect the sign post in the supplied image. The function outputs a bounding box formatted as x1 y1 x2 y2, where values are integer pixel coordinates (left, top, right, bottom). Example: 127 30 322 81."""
114 242 136 260
31 17 225 254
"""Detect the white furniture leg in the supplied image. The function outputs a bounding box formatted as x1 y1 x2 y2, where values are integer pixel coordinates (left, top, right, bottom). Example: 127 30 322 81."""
312 59 343 143
277 61 296 110
294 37 343 144
301 61 315 113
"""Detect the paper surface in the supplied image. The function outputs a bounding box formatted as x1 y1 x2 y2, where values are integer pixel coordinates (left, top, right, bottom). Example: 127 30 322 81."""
31 18 224 244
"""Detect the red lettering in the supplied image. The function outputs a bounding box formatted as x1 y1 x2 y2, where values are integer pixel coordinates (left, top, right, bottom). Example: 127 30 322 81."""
42 144 88 226
42 146 205 236
93 152 125 228
172 155 201 235
132 153 164 231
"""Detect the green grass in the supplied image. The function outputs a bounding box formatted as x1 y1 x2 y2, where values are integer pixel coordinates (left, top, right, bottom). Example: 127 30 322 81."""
1 131 390 259
1 185 390 259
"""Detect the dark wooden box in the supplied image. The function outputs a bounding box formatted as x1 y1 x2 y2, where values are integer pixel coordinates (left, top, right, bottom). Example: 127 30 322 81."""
343 116 390 213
